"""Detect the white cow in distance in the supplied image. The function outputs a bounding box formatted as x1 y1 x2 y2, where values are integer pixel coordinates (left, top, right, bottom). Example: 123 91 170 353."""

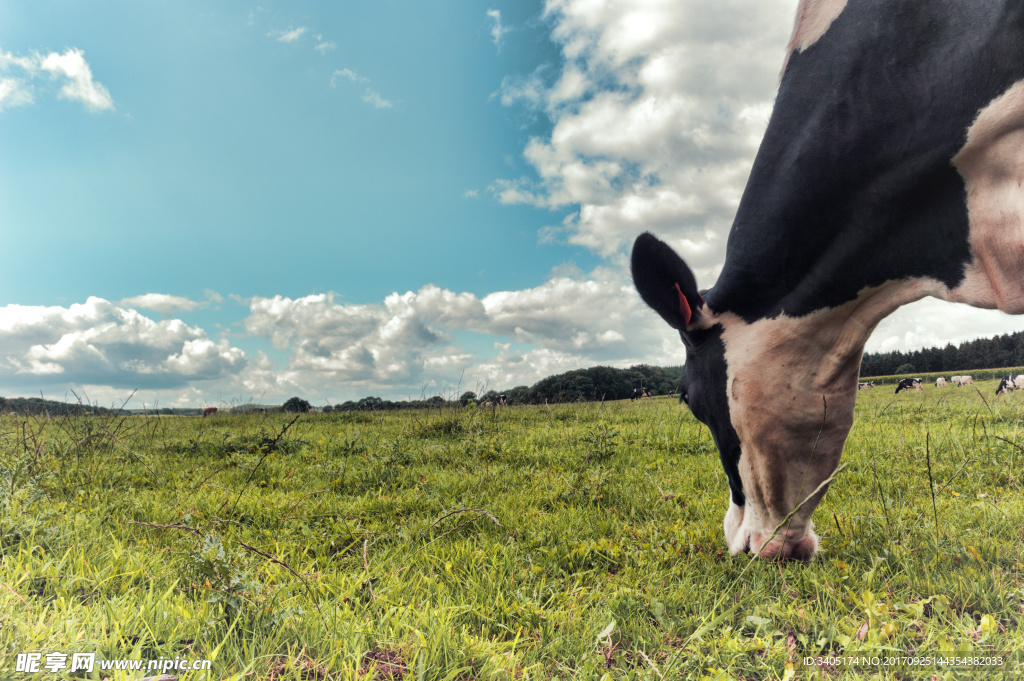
935 377 947 387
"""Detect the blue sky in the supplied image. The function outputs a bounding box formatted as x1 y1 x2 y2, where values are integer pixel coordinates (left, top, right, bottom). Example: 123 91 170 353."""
3 0 1023 409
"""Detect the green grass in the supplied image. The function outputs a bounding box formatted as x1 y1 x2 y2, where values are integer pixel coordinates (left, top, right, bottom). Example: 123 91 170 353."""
0 383 1022 679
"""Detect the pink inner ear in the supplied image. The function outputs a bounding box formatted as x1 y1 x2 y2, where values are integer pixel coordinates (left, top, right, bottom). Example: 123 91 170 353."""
674 282 692 325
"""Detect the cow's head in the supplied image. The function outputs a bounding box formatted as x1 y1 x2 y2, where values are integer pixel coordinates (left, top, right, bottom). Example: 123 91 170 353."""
631 232 868 561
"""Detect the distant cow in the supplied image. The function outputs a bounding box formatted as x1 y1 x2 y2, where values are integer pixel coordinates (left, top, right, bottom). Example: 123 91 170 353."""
632 388 641 401
996 374 1024 395
203 407 218 417
857 381 876 390
952 375 974 387
894 378 923 394
498 394 507 406
483 401 494 407
935 377 947 387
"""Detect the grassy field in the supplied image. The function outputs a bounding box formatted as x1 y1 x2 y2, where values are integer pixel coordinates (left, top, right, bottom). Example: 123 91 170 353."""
1 380 1022 680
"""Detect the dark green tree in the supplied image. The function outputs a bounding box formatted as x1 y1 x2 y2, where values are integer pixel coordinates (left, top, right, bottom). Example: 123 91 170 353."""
283 396 312 413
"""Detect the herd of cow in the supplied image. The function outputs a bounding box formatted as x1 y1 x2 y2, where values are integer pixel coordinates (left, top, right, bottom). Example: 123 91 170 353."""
865 374 1024 395
884 375 975 393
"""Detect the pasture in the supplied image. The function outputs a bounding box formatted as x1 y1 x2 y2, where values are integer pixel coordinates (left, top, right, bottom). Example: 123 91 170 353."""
1 381 1022 679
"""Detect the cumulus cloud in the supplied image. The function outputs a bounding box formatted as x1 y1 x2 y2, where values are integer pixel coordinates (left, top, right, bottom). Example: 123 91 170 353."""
866 298 1024 355
269 26 308 43
239 270 683 401
0 47 113 112
493 0 797 265
0 298 246 391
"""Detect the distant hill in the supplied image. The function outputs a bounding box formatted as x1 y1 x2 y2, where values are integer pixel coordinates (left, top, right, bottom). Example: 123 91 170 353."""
0 396 114 416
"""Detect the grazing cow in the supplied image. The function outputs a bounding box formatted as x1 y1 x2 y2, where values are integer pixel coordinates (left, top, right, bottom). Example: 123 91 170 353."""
895 378 923 394
632 388 641 401
996 374 1024 395
935 377 947 388
498 394 508 406
631 0 1024 561
203 407 218 417
960 376 974 386
857 381 876 390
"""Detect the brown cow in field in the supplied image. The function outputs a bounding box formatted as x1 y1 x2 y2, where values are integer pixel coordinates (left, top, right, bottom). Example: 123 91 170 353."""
203 407 218 417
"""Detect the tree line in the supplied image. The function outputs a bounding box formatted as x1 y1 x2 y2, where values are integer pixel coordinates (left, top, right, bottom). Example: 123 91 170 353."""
0 396 115 416
860 330 1024 377
319 364 683 412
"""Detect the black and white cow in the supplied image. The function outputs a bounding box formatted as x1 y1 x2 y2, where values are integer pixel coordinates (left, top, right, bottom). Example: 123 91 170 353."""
632 0 1024 561
857 381 876 390
895 378 923 394
935 377 947 388
996 374 1024 395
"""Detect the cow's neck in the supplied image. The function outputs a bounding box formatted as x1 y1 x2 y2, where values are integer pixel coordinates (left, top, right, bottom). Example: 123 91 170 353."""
714 278 942 395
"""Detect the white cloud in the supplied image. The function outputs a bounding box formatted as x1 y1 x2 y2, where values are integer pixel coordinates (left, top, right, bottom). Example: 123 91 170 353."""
0 298 246 392
238 269 683 401
331 68 367 86
362 90 393 108
866 299 1024 355
462 189 480 199
39 48 114 111
0 77 32 111
494 0 797 262
0 47 113 112
331 67 394 108
269 26 308 43
119 293 203 314
314 36 337 54
487 9 510 50
118 291 224 314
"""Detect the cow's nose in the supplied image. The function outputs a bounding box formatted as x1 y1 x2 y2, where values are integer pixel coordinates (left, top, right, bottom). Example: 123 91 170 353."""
751 532 818 562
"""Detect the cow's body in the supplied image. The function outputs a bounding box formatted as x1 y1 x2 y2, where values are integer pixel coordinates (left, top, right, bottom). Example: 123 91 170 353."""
895 378 923 394
952 375 975 387
996 374 1024 394
857 381 876 390
936 377 947 387
203 407 218 417
632 0 1024 561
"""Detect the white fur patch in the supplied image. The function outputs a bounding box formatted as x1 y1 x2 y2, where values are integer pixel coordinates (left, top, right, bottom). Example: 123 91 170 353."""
951 78 1024 314
781 0 849 76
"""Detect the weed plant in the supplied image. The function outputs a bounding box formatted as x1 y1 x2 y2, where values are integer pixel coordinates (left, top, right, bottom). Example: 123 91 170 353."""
0 384 1021 679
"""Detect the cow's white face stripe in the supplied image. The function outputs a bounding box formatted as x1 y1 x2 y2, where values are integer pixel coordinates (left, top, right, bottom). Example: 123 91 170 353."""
709 278 945 560
952 78 1024 314
781 0 849 76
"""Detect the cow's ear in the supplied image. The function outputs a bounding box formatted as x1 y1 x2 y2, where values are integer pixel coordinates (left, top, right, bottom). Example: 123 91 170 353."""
631 232 705 331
